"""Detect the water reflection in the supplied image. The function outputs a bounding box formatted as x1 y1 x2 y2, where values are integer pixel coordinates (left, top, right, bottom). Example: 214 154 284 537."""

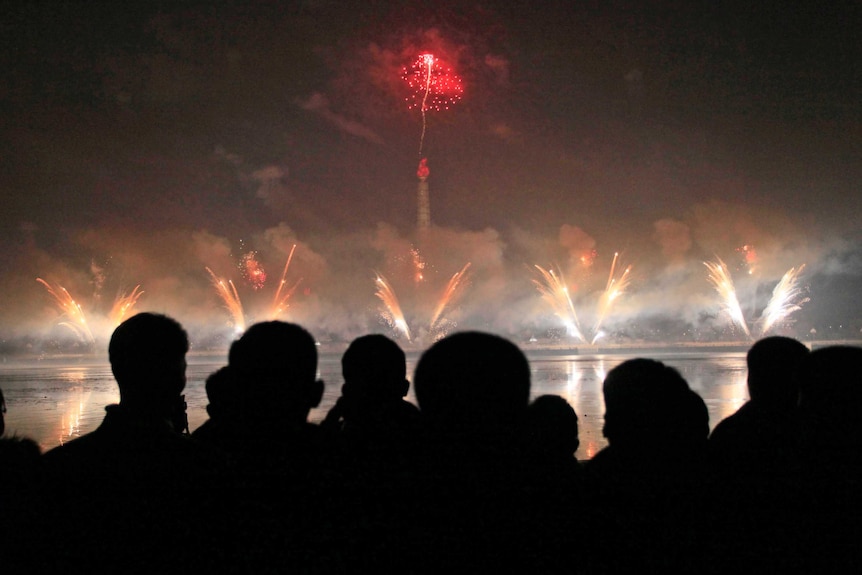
530 356 617 459
1 352 749 459
54 366 118 448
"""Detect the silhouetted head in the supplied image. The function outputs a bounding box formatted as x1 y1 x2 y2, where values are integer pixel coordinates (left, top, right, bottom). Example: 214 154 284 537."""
527 394 579 459
747 336 809 407
798 345 862 449
414 331 530 433
602 358 708 450
341 334 409 401
228 321 323 421
108 312 189 411
204 366 236 420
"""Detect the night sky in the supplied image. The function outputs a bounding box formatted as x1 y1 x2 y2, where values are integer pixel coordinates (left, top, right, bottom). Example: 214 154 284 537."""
2 0 860 346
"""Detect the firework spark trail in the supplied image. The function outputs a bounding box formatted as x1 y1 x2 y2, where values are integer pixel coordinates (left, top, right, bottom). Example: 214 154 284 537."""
704 258 752 339
593 253 633 338
532 265 585 342
429 262 471 331
206 267 246 333
759 264 809 335
36 278 95 343
109 285 144 327
419 53 433 155
269 244 303 320
375 273 411 342
403 53 463 156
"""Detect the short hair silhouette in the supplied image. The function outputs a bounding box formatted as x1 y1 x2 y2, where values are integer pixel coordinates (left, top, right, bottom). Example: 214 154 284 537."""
414 331 530 426
203 366 236 420
228 321 322 419
108 312 189 406
746 336 809 406
798 345 862 446
341 333 409 400
229 321 317 381
527 394 580 458
602 358 708 448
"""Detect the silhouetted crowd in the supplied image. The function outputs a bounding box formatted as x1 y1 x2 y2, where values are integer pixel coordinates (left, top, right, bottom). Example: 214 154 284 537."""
1 312 860 574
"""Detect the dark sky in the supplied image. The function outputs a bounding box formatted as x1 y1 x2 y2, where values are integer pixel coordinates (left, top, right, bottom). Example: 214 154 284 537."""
2 0 860 344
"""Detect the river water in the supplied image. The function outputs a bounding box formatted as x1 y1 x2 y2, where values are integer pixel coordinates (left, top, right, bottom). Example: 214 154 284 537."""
1 350 749 460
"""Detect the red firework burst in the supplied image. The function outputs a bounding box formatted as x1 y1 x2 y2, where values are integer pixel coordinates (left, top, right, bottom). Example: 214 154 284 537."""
240 252 267 290
402 53 463 112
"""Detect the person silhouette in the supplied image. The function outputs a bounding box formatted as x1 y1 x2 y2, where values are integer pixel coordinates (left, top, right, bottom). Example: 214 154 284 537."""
525 394 582 477
188 365 237 445
315 334 422 571
41 312 229 574
794 345 862 572
710 336 809 475
192 321 326 571
585 358 712 573
193 321 324 462
321 333 419 448
707 337 810 573
0 386 44 575
408 331 579 573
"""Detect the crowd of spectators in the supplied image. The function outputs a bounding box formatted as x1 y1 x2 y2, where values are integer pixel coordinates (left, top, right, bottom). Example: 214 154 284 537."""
1 312 860 574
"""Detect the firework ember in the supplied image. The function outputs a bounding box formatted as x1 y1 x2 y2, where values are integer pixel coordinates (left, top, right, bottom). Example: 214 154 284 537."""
402 52 463 155
109 285 144 326
269 244 302 320
240 252 267 290
532 265 585 342
375 273 411 342
737 244 758 275
411 247 426 284
593 253 633 338
759 264 809 335
429 262 471 333
36 278 95 343
704 258 752 339
206 267 246 333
